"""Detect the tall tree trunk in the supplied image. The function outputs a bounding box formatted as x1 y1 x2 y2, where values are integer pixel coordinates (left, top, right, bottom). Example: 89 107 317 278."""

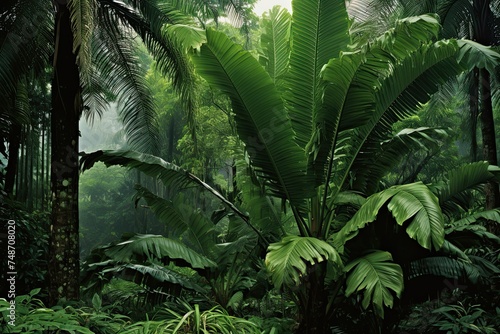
479 68 500 229
48 1 81 304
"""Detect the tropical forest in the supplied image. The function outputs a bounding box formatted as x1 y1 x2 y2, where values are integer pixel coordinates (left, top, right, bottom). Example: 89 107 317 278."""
1 0 500 333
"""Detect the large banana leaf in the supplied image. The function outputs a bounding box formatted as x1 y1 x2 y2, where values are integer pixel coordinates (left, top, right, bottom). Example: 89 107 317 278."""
117 263 208 293
259 6 291 83
80 150 249 221
457 39 500 73
265 235 342 289
447 209 500 232
344 250 403 318
429 161 497 205
334 182 444 252
134 186 217 258
104 234 217 269
352 127 448 194
332 39 462 198
285 0 350 148
408 256 482 284
192 29 311 205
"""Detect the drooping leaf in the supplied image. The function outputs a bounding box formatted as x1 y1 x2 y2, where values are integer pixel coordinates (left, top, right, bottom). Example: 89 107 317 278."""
344 250 403 318
430 161 496 205
408 256 482 284
457 39 500 73
333 183 444 252
80 149 249 219
120 262 208 293
265 235 343 289
104 234 216 269
387 183 445 251
352 127 448 194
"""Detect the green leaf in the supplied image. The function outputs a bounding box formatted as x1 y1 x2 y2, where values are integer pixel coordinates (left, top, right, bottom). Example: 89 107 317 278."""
352 127 448 194
457 39 500 73
91 293 102 310
430 161 496 205
408 256 482 284
333 39 462 197
344 250 403 318
120 263 208 293
259 6 291 82
104 234 216 269
334 183 444 252
286 0 350 148
265 235 342 289
388 183 445 251
68 0 95 80
193 29 311 205
80 150 250 225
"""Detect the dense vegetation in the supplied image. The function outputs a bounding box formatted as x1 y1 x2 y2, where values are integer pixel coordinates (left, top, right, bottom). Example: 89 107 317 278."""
1 0 499 333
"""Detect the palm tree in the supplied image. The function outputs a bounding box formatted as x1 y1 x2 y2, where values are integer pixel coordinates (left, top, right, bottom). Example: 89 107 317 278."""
79 1 500 332
1 0 252 304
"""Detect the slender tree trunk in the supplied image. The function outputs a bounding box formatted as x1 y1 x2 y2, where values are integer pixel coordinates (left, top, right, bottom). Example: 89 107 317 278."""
469 68 479 161
48 1 81 304
479 69 500 226
5 122 21 195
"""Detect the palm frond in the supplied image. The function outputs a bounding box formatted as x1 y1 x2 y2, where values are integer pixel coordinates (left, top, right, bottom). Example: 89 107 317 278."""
0 0 52 107
285 0 350 148
100 0 198 141
192 29 311 206
265 235 343 290
344 250 403 318
93 10 160 154
68 0 95 83
437 0 474 38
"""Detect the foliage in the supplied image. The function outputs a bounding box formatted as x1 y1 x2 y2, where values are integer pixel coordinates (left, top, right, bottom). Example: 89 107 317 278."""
145 303 261 334
0 289 92 333
79 4 500 333
432 301 497 334
79 163 142 257
344 251 403 318
265 235 342 289
0 201 48 296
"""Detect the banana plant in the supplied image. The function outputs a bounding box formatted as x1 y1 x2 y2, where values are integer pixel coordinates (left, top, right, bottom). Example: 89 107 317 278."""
187 1 495 332
80 1 500 332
